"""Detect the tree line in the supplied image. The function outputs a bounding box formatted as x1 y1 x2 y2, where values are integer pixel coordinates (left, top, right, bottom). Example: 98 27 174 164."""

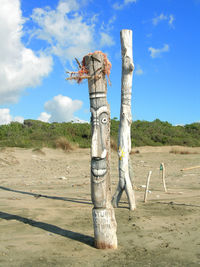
0 118 199 148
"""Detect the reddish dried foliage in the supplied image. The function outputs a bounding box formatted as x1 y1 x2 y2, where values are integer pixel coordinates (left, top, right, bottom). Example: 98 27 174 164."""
77 56 88 83
86 50 111 77
70 51 111 84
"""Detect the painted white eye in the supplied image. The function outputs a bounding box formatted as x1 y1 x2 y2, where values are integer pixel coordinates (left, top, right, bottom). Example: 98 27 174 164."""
101 117 108 124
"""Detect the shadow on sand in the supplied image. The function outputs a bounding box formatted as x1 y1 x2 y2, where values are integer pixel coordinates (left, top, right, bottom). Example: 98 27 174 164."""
0 186 92 205
0 211 94 247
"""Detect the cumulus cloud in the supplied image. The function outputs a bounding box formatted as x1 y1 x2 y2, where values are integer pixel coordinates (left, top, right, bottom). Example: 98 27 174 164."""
38 112 51 122
148 44 169 58
113 0 136 10
38 95 83 123
152 13 175 27
0 109 24 125
0 0 116 106
0 0 53 105
31 0 96 64
0 109 12 125
13 116 24 123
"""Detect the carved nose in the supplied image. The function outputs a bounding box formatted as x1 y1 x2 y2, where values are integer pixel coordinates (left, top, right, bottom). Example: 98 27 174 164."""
91 126 107 158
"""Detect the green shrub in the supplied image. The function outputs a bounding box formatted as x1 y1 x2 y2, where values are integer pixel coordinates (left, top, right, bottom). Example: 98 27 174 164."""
0 119 200 148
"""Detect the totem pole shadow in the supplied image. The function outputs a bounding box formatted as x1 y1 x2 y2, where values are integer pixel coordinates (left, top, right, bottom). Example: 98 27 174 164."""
0 211 94 247
117 205 130 210
0 186 92 205
118 200 130 209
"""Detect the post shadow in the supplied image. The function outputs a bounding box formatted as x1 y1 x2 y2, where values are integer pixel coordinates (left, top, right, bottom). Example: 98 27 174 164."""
0 211 94 247
0 186 92 205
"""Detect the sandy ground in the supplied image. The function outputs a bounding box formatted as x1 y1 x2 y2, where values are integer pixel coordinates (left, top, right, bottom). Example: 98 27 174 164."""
0 146 200 266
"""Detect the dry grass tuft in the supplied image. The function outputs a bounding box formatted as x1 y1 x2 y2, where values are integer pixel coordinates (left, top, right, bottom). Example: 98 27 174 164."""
110 138 118 151
170 148 198 155
55 137 73 151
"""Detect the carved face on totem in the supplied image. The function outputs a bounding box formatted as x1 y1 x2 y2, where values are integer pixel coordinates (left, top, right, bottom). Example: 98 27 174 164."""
85 52 110 208
91 105 109 182
90 103 110 208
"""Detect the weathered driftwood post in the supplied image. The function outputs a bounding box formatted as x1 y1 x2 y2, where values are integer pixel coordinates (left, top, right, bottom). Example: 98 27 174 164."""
83 51 117 249
112 29 136 211
181 165 200 171
144 171 152 203
160 163 167 192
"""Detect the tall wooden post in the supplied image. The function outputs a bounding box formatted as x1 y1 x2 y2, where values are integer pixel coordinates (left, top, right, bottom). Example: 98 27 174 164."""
112 29 136 211
84 52 117 249
161 163 167 192
144 171 152 203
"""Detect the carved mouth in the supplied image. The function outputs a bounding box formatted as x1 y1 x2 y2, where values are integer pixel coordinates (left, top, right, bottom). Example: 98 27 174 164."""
91 158 107 183
92 168 107 177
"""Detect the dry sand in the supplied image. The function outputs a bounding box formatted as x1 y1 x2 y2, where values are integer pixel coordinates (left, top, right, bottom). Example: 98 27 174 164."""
0 146 200 266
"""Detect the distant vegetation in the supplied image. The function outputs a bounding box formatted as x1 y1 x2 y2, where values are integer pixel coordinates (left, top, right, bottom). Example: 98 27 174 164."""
0 118 200 149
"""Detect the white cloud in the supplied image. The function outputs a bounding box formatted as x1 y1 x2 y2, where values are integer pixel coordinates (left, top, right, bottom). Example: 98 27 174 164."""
0 109 24 125
169 15 175 26
0 0 116 106
152 13 168 25
152 13 175 27
135 65 144 75
0 109 12 125
38 112 51 122
13 116 24 123
148 44 169 58
100 16 116 47
101 15 116 32
41 95 83 123
31 0 96 64
57 0 79 13
113 0 136 10
71 118 89 123
0 0 53 105
100 32 115 47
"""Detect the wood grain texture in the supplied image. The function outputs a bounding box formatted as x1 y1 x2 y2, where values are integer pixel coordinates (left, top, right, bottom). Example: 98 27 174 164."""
161 163 167 192
84 52 117 249
144 171 152 203
112 30 136 211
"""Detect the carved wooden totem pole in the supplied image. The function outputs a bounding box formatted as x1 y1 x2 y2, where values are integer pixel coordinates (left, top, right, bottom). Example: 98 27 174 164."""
112 30 136 211
66 51 117 249
83 52 118 249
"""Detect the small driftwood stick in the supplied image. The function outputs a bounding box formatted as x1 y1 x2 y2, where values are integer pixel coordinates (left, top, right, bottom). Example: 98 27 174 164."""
66 75 92 80
161 163 167 192
75 57 82 69
66 75 102 81
144 171 152 203
181 166 200 171
112 29 136 211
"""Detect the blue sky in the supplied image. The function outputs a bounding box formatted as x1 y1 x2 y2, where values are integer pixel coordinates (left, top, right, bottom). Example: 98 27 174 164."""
0 0 199 125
